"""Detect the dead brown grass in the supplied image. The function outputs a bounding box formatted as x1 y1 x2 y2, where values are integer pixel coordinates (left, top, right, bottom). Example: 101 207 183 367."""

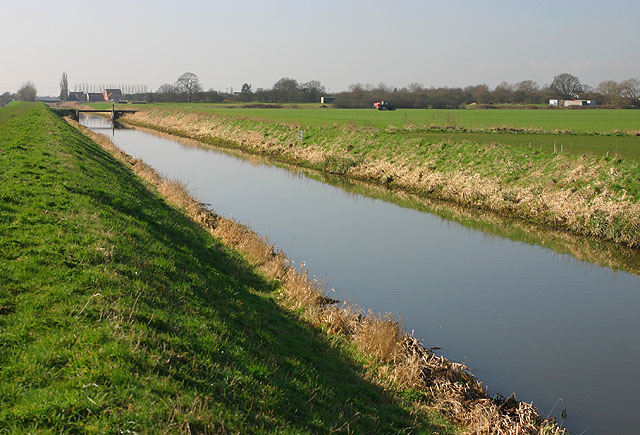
68 117 566 434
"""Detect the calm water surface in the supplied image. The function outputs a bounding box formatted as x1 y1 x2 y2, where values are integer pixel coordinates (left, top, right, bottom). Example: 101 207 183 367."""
84 115 640 435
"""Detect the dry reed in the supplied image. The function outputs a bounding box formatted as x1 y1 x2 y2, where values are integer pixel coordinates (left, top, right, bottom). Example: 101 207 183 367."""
67 117 566 434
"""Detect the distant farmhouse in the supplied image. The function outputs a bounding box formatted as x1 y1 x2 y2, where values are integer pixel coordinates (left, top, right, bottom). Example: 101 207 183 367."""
104 89 123 101
65 88 124 103
67 91 88 102
549 99 596 107
87 93 104 102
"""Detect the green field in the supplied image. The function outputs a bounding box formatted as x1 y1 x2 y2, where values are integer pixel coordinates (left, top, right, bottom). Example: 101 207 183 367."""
88 102 640 161
91 102 640 134
394 130 640 161
0 102 453 433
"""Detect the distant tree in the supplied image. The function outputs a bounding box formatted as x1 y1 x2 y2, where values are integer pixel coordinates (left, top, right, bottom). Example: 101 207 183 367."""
59 72 69 101
192 89 223 103
273 77 298 92
347 83 366 94
516 80 539 93
0 91 15 107
17 82 37 101
157 83 177 94
175 72 202 102
577 84 605 105
300 80 326 102
407 82 424 93
238 83 253 102
374 82 392 93
596 80 621 105
466 84 490 104
154 83 181 102
618 78 640 108
492 81 515 103
272 77 300 101
513 80 540 104
549 73 583 99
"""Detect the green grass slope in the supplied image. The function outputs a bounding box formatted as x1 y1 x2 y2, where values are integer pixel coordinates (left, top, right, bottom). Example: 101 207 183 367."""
0 103 453 433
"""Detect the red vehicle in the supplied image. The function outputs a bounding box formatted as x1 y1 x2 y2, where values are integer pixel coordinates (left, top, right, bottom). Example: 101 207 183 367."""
373 100 396 111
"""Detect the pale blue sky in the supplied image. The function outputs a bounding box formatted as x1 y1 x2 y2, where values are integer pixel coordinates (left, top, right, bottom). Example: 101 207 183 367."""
2 0 638 96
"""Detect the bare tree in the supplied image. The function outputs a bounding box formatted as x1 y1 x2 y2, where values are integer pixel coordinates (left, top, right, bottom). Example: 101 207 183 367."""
175 72 202 102
59 72 69 101
157 83 177 94
618 78 640 108
493 81 515 103
516 80 539 93
595 80 620 105
407 82 425 93
17 82 37 101
301 80 326 102
513 80 540 104
549 73 583 99
348 83 366 94
374 82 392 92
466 84 490 104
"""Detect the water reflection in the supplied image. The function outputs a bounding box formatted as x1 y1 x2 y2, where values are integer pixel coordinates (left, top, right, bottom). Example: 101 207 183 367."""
82 114 640 435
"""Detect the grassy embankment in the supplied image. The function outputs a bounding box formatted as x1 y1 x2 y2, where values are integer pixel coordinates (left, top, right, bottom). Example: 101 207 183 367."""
1 102 463 432
121 107 640 248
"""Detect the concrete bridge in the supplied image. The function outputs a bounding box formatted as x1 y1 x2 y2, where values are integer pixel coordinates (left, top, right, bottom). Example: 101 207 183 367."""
74 107 137 121
52 106 137 121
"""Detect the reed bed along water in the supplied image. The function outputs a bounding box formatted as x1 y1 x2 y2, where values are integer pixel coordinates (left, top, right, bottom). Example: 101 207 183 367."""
70 116 565 434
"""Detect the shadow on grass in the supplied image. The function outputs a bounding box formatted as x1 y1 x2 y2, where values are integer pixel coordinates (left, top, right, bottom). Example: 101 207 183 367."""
0 106 453 433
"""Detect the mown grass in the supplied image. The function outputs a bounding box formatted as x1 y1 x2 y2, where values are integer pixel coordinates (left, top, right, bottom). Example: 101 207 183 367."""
89 102 640 134
0 102 455 433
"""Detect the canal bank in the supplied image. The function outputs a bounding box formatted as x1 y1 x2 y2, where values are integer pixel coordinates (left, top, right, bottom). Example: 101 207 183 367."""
2 102 460 433
69 111 567 433
122 108 640 249
80 112 640 434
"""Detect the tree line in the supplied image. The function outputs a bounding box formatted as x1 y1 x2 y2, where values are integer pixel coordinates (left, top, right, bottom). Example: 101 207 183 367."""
332 74 640 109
2 72 639 109
148 72 640 108
121 74 328 105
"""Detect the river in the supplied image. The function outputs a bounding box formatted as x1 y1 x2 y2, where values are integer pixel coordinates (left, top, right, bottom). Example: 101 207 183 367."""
83 114 640 434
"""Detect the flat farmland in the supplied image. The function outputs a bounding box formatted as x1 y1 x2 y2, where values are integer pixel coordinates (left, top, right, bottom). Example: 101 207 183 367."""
90 102 640 160
98 103 640 134
207 107 640 134
394 130 640 161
